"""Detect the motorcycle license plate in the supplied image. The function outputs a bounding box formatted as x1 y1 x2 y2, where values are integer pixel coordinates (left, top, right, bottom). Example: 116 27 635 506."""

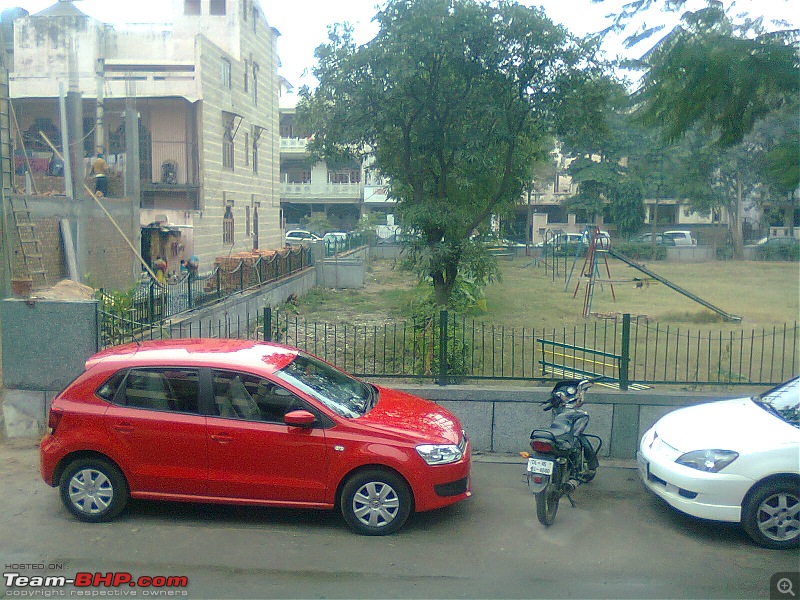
527 457 554 475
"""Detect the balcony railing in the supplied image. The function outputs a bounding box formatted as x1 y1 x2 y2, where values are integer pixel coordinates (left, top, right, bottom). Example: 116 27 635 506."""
280 181 362 200
280 137 310 151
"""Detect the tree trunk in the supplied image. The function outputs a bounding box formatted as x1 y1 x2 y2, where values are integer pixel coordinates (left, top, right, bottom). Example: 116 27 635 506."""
732 172 744 259
784 194 794 234
431 259 459 306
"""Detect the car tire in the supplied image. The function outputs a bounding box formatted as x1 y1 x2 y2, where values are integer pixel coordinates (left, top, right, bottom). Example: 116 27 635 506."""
59 458 129 523
741 479 800 549
340 469 412 536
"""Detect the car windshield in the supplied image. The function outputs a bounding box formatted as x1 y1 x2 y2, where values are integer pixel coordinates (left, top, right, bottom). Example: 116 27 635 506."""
273 353 376 418
752 377 799 428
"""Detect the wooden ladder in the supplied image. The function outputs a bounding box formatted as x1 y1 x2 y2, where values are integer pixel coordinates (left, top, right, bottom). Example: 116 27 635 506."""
10 196 47 287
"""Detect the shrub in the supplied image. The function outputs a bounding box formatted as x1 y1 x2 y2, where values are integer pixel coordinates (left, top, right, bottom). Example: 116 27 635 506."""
613 242 668 261
754 242 800 261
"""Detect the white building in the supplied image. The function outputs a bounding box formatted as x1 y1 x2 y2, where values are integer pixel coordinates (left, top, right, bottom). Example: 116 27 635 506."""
278 90 396 233
6 0 282 275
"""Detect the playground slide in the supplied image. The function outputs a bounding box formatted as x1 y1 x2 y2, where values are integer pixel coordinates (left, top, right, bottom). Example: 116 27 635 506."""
607 249 742 323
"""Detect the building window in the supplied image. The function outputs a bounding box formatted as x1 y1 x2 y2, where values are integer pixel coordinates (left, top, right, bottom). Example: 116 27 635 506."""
329 169 360 184
223 205 235 245
252 139 258 174
244 60 249 92
252 7 258 32
252 203 259 250
282 164 311 184
222 112 236 170
209 0 226 15
242 0 248 20
246 205 251 237
244 132 249 166
221 58 232 89
252 126 263 174
184 0 200 15
252 62 258 105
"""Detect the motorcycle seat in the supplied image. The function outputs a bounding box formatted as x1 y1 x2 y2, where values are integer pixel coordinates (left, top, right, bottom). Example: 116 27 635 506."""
532 410 589 447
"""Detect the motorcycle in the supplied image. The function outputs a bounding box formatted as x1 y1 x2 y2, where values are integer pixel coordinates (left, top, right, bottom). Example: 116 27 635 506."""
522 379 602 526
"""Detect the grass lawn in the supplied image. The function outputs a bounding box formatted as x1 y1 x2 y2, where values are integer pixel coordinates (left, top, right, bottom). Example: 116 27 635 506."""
291 256 799 332
485 257 799 329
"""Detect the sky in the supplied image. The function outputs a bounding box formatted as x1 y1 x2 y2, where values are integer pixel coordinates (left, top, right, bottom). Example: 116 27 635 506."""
0 0 795 90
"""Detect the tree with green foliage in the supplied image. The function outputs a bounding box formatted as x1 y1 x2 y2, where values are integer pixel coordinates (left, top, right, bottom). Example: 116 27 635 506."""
301 213 333 236
616 2 798 254
559 80 657 239
298 0 611 306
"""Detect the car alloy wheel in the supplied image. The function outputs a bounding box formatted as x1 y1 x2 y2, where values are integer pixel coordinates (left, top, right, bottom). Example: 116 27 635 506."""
340 469 412 535
59 459 129 523
742 479 800 549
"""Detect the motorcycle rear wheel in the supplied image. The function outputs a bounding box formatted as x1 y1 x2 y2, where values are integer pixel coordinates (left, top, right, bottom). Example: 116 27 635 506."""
535 485 560 526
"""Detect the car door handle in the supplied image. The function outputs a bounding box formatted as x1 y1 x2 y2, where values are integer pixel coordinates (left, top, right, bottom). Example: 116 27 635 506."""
112 422 134 434
211 432 233 444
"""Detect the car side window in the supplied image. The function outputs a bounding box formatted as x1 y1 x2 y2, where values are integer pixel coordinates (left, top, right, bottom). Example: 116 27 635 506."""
96 370 126 402
116 368 200 414
211 370 310 423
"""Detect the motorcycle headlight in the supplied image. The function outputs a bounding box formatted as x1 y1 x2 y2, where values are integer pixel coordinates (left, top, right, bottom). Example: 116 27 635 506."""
676 450 739 473
416 444 463 465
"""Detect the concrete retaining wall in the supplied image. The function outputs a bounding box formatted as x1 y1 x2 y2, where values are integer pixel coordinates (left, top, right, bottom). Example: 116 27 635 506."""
666 246 714 261
391 384 736 459
163 268 318 337
316 247 368 289
1 298 99 390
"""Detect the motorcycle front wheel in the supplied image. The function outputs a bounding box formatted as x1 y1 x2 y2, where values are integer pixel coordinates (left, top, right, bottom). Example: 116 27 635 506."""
535 484 560 526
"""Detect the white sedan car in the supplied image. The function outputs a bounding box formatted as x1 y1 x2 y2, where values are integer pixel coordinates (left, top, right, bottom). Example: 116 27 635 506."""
638 377 799 549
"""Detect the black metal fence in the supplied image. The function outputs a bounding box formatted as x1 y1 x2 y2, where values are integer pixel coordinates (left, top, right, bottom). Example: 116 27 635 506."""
100 304 799 387
98 246 311 341
266 310 798 387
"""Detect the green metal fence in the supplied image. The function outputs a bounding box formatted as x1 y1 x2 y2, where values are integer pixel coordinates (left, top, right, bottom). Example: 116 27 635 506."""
263 310 797 387
99 303 799 388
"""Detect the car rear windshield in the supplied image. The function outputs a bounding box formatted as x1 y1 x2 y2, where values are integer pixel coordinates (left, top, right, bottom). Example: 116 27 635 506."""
273 353 375 418
752 378 799 428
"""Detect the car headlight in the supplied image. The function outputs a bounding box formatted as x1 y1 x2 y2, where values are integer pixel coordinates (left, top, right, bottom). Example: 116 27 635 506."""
416 444 463 465
676 450 739 472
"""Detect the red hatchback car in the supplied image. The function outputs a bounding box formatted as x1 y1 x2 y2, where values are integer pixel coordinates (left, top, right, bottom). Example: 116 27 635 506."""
40 339 471 535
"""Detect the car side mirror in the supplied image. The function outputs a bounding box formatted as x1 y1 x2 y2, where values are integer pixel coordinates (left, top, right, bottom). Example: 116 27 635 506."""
284 410 316 428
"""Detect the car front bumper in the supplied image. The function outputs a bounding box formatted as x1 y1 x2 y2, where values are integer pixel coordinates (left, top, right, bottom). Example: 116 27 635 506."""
414 439 472 512
638 427 752 523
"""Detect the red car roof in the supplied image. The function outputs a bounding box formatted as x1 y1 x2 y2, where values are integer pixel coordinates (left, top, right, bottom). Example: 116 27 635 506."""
86 339 298 374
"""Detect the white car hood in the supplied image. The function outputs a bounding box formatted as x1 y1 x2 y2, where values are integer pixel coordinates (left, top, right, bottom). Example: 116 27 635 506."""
655 398 799 453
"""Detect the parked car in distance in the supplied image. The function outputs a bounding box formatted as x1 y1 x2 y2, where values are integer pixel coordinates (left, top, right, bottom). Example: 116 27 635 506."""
633 233 676 246
580 230 611 246
638 377 799 549
662 230 697 246
40 339 471 535
285 230 322 246
323 231 349 250
534 232 583 248
757 236 799 247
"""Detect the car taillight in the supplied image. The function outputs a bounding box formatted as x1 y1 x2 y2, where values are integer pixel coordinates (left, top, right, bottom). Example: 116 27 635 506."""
47 408 63 434
531 440 554 453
